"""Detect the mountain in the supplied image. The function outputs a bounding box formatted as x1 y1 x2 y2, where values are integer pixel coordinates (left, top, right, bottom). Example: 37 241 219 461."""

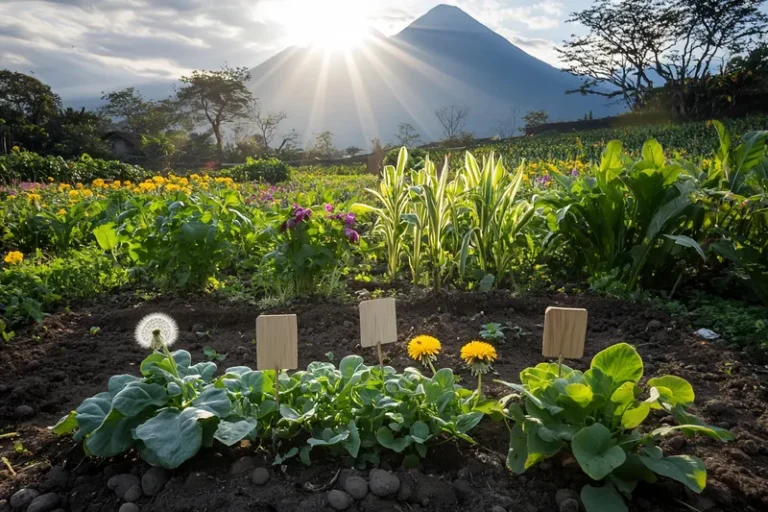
247 4 620 148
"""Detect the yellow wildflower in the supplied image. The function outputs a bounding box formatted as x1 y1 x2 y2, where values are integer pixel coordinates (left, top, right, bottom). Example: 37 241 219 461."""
460 341 497 366
26 193 41 203
4 251 23 265
57 208 67 216
92 179 105 188
58 183 72 192
407 335 442 368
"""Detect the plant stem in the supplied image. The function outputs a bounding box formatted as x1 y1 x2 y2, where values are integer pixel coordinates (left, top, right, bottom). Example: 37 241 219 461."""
161 344 180 379
427 360 437 376
475 373 482 407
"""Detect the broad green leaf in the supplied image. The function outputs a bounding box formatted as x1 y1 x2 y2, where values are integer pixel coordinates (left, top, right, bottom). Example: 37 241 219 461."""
51 411 78 435
506 423 528 474
112 382 168 417
646 376 694 406
341 420 361 458
339 355 364 380
590 343 643 386
572 424 627 480
641 139 665 168
601 140 624 172
214 419 257 446
74 392 113 440
663 235 706 260
610 382 639 405
93 222 118 251
308 431 349 446
432 368 455 390
376 426 410 453
566 383 593 407
581 484 628 512
409 421 430 443
621 403 650 429
134 407 213 469
85 410 140 457
526 420 562 466
192 387 231 417
639 455 706 493
455 412 483 434
108 375 141 395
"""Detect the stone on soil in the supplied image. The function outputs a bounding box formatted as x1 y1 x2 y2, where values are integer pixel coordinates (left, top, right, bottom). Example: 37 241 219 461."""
41 466 69 492
108 474 141 499
555 489 579 507
13 405 35 419
10 488 39 509
119 504 140 512
368 469 400 497
123 485 143 503
26 493 60 512
251 468 270 485
492 507 507 512
141 467 169 496
328 490 352 511
231 456 256 475
560 499 579 512
342 475 368 500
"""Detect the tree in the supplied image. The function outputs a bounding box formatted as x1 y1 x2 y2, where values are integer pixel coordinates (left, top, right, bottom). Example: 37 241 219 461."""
522 110 550 132
345 146 363 156
435 105 469 141
276 129 300 156
495 106 521 138
100 88 181 137
47 107 111 159
559 0 768 116
253 109 287 152
0 70 61 126
176 66 255 159
395 122 422 147
309 131 336 158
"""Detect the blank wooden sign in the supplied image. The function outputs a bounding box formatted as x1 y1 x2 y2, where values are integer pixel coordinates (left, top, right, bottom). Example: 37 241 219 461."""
542 307 587 359
256 314 298 370
359 298 397 348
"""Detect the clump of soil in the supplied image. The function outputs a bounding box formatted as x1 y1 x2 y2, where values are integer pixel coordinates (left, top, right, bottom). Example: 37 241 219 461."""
1 291 767 512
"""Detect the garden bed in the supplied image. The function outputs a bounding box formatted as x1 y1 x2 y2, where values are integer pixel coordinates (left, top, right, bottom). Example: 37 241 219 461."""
1 291 767 512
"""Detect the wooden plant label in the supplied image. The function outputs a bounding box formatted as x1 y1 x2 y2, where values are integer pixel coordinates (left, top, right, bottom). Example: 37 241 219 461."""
542 307 587 359
256 314 298 371
359 298 398 348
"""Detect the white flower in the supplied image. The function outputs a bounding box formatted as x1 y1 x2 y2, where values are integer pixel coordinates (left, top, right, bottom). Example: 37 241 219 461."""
135 313 179 350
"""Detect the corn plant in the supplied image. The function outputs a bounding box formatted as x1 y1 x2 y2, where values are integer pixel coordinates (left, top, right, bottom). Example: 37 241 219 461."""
355 147 411 280
458 153 535 289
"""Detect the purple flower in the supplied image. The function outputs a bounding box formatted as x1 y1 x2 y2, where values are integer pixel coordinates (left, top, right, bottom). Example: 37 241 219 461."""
342 213 356 226
325 203 334 213
571 168 579 177
344 227 360 244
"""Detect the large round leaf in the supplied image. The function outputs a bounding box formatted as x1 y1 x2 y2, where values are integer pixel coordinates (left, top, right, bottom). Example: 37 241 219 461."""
192 387 231 417
86 410 141 457
214 419 258 447
581 484 628 512
134 407 214 469
112 382 168 417
638 454 706 493
647 376 694 406
590 343 643 386
620 402 650 429
572 424 627 480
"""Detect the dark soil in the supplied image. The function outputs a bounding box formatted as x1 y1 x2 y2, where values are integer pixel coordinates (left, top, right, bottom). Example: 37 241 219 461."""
1 291 767 512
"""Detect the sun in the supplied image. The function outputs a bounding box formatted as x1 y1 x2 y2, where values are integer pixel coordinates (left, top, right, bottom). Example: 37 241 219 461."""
278 0 373 50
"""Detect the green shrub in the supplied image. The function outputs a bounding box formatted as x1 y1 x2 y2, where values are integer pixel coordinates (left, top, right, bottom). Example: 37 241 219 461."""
499 343 732 512
291 163 366 176
0 247 128 329
54 352 483 469
224 157 290 183
0 148 149 184
383 147 428 170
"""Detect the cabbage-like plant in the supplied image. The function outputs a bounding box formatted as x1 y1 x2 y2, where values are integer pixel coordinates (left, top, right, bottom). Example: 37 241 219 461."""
498 343 732 512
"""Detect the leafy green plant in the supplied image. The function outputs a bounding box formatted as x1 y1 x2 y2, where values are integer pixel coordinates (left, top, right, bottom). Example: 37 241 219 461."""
203 346 227 361
53 352 484 469
499 343 732 512
224 157 290 184
479 322 506 343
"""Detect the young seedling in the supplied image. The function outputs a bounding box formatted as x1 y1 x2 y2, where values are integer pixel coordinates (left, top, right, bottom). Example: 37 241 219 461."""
203 346 227 362
479 322 506 344
89 326 101 336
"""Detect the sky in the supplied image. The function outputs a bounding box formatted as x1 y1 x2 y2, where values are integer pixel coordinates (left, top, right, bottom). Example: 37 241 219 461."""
0 0 592 100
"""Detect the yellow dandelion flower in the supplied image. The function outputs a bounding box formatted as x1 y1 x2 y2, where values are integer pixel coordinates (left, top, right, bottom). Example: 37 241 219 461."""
92 178 106 188
152 176 166 184
4 251 24 265
26 193 41 203
58 183 72 192
57 208 67 216
460 341 497 366
407 335 441 361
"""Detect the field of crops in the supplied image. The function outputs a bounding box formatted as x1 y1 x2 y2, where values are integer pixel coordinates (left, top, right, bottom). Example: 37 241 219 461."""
2 119 768 512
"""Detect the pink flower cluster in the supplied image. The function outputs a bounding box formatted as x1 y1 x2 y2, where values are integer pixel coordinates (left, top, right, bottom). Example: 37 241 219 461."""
280 204 313 231
325 204 360 244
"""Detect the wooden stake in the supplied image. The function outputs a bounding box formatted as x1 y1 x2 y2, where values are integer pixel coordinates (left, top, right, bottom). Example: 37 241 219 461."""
376 341 384 368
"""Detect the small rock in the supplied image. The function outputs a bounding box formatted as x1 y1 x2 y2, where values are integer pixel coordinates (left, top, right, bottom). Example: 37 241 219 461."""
397 478 414 502
251 468 270 486
328 490 353 511
0 384 8 393
456 468 470 480
41 466 70 491
666 436 685 450
107 474 140 499
647 320 663 331
13 405 35 419
119 504 140 512
10 488 39 509
560 499 579 512
368 469 400 497
102 465 120 478
741 439 760 455
26 360 41 372
703 399 732 415
555 489 579 507
141 467 169 496
191 323 204 333
452 479 472 502
342 321 353 328
123 485 143 503
231 456 257 475
492 507 507 512
26 493 60 512
343 475 368 500
525 504 538 512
